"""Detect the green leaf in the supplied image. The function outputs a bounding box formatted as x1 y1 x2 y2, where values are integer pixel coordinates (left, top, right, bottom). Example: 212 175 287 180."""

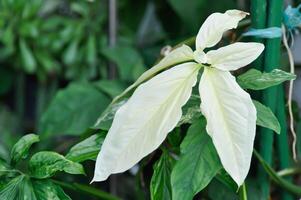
177 94 202 126
63 40 79 65
0 175 37 200
253 100 281 134
215 169 238 192
207 179 238 200
93 98 128 130
0 160 9 176
171 117 222 200
94 80 127 98
150 152 175 200
167 128 182 148
101 45 146 81
11 134 40 165
19 39 37 73
167 0 205 32
39 83 110 137
33 179 71 200
86 34 97 67
237 69 296 90
29 151 85 179
66 131 106 162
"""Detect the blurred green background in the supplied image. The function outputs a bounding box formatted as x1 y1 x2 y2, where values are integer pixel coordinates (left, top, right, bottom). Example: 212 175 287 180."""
0 0 301 199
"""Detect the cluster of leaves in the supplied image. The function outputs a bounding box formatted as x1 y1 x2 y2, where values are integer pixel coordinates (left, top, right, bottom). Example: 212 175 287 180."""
0 134 85 200
0 0 116 81
91 64 295 199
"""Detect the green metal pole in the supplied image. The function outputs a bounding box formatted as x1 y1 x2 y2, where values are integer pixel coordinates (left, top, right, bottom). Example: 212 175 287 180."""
258 0 283 198
250 0 267 70
275 86 294 200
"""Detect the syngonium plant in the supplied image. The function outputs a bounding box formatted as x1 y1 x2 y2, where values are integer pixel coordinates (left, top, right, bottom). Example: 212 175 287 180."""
92 10 264 186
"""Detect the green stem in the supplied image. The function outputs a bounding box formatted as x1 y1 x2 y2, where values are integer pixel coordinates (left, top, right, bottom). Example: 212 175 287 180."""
257 0 283 198
53 180 120 200
277 168 301 177
238 183 248 200
275 86 294 200
254 150 301 196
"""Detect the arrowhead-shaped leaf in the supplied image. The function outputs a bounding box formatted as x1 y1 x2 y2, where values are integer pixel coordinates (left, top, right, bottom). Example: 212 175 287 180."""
199 68 256 186
93 62 200 181
150 152 175 200
171 117 222 200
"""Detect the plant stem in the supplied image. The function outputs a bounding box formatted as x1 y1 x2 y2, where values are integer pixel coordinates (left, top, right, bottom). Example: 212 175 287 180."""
238 183 248 200
254 150 301 196
257 0 283 198
277 167 301 177
53 180 120 200
275 86 294 200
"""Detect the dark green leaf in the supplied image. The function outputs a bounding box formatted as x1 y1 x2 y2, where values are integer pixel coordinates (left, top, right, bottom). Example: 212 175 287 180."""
0 160 9 177
171 117 222 200
94 80 127 98
253 100 281 134
11 134 39 165
86 34 97 66
150 152 175 200
33 179 71 200
19 39 37 73
63 40 79 65
66 131 106 162
39 83 110 137
0 175 37 200
177 94 202 126
167 0 205 32
207 179 238 200
29 151 85 179
101 45 146 81
237 69 296 90
216 169 238 192
167 128 182 148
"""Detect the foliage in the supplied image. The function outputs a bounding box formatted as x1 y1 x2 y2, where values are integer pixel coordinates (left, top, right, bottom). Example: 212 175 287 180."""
0 134 83 200
0 1 300 200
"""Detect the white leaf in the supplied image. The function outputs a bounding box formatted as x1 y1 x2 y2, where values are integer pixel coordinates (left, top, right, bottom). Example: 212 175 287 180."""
93 62 200 182
196 10 248 50
207 42 264 71
199 68 256 186
113 45 194 102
